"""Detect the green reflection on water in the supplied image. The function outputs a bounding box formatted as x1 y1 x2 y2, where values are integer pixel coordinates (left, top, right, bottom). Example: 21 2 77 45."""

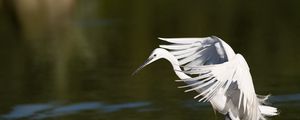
0 0 300 119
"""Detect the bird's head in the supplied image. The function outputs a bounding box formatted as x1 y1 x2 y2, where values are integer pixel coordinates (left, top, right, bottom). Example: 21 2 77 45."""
132 48 169 75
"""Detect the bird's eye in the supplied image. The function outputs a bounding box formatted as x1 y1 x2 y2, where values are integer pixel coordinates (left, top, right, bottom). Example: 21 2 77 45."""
154 54 157 57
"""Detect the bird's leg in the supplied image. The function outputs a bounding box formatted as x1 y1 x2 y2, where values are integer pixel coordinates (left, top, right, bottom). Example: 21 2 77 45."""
225 113 232 120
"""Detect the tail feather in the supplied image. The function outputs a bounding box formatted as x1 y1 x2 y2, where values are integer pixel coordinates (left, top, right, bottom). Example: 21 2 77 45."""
259 105 278 116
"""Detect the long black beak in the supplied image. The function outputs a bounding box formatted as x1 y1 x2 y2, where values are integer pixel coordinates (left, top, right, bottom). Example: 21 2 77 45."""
132 56 153 76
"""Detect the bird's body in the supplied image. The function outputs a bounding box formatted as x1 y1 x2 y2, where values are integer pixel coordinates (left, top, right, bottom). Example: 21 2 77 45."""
134 36 278 120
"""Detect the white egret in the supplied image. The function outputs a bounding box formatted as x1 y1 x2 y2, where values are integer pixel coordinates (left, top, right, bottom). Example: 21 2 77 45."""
133 36 278 120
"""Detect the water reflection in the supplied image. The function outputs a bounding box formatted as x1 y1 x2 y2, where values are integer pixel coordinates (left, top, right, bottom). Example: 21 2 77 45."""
2 93 300 119
271 93 300 103
2 101 151 119
2 103 53 119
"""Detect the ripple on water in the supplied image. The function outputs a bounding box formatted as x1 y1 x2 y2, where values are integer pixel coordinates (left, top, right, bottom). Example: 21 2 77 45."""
1 93 300 119
1 101 151 119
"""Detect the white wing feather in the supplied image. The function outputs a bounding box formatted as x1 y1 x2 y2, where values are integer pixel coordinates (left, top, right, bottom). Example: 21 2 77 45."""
159 36 227 67
158 37 278 120
183 54 261 120
158 37 210 44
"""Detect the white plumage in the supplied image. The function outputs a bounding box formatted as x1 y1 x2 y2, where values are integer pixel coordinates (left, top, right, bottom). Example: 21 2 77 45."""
133 36 278 120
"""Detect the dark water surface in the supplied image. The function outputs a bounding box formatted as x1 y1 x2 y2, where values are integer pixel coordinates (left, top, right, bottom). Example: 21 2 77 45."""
1 0 300 119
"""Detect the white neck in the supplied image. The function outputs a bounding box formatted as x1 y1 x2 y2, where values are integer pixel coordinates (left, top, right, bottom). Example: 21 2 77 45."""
162 51 191 79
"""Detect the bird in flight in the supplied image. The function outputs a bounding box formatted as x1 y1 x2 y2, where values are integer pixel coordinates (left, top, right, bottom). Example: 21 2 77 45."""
133 36 278 120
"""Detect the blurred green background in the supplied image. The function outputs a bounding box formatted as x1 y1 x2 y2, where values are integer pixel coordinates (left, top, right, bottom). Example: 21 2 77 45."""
0 0 300 119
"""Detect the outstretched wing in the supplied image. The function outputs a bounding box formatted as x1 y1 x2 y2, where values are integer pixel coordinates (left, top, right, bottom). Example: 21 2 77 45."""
159 36 230 69
158 37 276 119
181 54 261 120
